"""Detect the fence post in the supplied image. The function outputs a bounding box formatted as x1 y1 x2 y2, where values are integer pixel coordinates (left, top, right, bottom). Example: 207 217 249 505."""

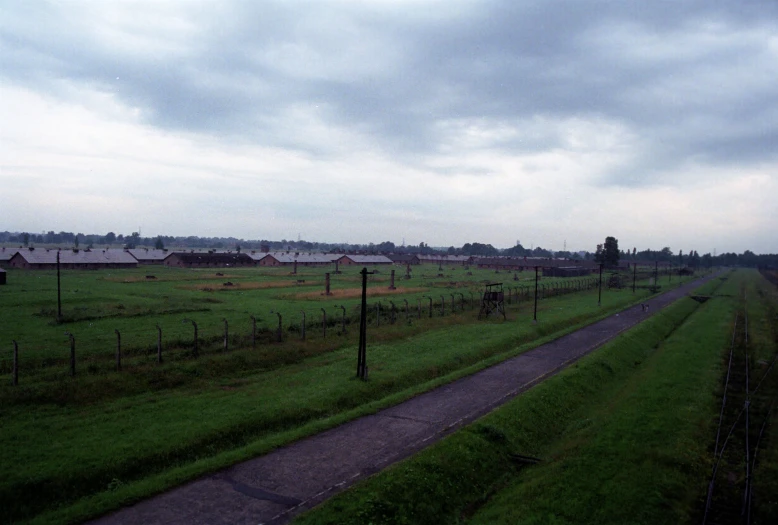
321 308 327 338
389 301 396 324
156 324 162 363
273 312 282 342
12 340 18 386
223 319 229 352
190 321 198 357
301 311 306 341
376 303 380 326
440 295 445 316
417 298 421 319
115 329 121 372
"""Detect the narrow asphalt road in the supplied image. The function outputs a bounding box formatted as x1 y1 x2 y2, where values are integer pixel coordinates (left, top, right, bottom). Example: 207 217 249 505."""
90 274 716 525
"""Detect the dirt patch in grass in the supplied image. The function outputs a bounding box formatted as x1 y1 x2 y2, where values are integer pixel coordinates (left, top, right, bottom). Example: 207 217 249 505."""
106 274 243 283
178 280 319 292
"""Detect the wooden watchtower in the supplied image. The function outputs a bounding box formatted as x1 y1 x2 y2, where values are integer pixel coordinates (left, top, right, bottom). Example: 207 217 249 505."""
478 282 506 319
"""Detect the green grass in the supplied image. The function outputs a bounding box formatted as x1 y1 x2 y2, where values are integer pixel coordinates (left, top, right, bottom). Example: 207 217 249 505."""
295 271 751 525
0 264 704 523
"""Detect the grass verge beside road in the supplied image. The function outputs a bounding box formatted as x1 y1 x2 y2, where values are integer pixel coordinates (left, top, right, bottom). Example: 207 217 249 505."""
295 273 743 525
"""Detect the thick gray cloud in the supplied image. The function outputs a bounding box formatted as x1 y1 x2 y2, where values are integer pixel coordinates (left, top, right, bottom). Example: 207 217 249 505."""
1 0 777 251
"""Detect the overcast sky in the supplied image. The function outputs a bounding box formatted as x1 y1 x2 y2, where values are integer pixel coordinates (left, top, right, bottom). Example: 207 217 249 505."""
1 0 776 253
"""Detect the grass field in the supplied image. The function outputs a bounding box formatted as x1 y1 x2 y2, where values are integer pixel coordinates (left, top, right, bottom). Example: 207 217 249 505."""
295 269 778 525
0 263 698 523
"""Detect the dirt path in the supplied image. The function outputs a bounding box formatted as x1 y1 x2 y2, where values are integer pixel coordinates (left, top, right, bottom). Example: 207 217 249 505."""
90 275 717 525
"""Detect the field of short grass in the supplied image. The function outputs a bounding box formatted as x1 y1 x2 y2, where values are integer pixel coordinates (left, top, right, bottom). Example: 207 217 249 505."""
0 263 697 523
295 269 778 525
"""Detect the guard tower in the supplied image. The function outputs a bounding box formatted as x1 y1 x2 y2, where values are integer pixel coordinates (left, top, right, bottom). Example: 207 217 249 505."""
478 282 506 319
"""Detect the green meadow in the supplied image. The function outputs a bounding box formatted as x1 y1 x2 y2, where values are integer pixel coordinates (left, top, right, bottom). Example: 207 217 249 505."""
296 269 778 525
0 263 695 523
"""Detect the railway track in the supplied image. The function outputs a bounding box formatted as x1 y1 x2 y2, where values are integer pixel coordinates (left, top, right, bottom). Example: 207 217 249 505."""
702 288 778 525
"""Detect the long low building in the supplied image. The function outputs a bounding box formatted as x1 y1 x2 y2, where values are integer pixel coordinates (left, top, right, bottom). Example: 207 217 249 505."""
253 252 340 267
7 248 139 269
127 248 169 264
336 254 393 265
162 252 255 268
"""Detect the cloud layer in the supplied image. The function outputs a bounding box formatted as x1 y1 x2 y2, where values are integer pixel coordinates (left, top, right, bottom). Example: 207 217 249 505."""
1 0 776 253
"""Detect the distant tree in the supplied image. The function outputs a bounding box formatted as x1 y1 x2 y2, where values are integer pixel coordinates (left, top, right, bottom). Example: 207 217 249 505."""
74 234 80 249
503 242 529 257
105 232 116 244
594 243 603 263
461 242 499 256
155 236 165 250
124 232 140 249
22 233 30 247
599 236 619 267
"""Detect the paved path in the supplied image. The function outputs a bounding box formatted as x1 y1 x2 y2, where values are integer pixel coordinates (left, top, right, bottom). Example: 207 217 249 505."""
91 275 715 525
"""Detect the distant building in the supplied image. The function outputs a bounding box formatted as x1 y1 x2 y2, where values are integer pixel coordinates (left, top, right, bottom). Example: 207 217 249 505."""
387 254 421 265
252 252 337 267
417 254 472 265
336 254 393 265
543 266 592 277
127 248 169 264
0 247 18 264
162 252 255 268
8 248 139 270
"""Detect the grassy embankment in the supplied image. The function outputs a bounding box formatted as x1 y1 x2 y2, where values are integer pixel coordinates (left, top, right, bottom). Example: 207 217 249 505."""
0 265 697 524
296 269 777 524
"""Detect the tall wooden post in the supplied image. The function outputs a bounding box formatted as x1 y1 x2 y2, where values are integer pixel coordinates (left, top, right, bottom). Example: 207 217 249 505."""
321 308 327 338
357 267 368 379
598 264 603 306
325 273 331 296
223 319 229 352
389 270 396 290
56 251 62 322
533 266 539 323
